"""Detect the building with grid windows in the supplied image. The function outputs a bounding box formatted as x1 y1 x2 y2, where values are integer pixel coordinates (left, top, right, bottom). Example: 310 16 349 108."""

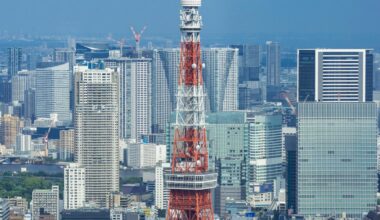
297 102 377 218
105 58 151 141
32 186 59 220
35 63 71 124
74 66 119 207
297 49 373 102
202 48 239 112
64 163 85 210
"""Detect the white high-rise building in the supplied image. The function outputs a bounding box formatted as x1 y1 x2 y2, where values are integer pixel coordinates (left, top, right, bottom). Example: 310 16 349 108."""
11 70 35 103
152 49 180 133
15 134 32 153
202 48 239 112
35 63 71 124
32 185 59 220
64 163 85 210
246 110 283 203
155 162 170 210
127 143 166 168
75 66 119 207
105 58 152 141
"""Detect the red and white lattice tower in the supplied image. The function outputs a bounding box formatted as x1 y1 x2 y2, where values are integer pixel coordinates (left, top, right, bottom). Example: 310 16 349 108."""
165 0 217 219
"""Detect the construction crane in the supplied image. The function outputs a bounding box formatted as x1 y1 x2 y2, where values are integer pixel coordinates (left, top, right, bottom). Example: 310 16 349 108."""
42 113 58 157
107 34 126 57
281 92 296 115
130 26 147 58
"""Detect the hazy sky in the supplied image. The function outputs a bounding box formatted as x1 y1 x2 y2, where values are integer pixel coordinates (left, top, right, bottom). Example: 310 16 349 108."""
1 0 379 41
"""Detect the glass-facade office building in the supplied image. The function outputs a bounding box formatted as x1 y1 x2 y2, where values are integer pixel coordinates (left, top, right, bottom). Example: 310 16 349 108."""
297 102 377 218
298 49 373 102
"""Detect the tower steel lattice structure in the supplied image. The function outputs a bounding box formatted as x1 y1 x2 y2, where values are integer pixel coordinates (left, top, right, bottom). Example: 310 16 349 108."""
165 0 217 219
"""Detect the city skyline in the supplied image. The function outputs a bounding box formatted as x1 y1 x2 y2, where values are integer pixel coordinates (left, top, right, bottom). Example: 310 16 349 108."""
0 0 379 219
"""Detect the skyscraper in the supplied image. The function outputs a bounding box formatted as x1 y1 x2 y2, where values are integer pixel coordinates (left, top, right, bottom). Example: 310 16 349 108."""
35 63 71 124
155 162 170 210
11 70 35 103
202 48 239 112
7 48 22 79
105 58 152 141
152 49 180 133
298 49 373 102
74 66 119 206
231 44 261 82
266 41 281 87
297 103 377 218
297 48 377 218
206 112 248 217
246 109 283 204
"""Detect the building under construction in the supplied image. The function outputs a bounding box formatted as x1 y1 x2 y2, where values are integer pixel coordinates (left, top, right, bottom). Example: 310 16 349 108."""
165 0 217 219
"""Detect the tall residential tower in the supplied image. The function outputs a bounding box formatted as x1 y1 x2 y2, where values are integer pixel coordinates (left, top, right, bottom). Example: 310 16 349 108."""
74 66 119 206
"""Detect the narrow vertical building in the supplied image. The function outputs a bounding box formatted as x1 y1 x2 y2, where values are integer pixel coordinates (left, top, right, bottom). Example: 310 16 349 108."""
8 48 22 80
105 58 152 141
152 49 180 133
64 163 85 210
266 41 281 87
74 66 119 207
59 129 75 161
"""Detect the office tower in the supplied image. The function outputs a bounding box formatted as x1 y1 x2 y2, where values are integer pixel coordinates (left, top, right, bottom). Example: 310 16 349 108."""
202 48 239 112
155 162 170 210
32 185 59 220
266 41 281 87
231 44 260 82
0 76 12 103
105 58 152 141
0 199 9 220
7 48 22 79
152 49 180 133
297 103 377 218
285 130 297 213
205 112 248 217
15 134 32 153
35 63 71 124
246 109 283 204
127 143 166 168
238 81 263 110
23 88 36 120
0 115 23 149
59 129 74 161
11 70 35 102
298 49 373 102
166 0 217 219
74 66 119 207
64 163 86 210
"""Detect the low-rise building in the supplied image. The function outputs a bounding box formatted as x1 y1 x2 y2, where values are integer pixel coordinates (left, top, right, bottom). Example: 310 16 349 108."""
31 186 59 220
